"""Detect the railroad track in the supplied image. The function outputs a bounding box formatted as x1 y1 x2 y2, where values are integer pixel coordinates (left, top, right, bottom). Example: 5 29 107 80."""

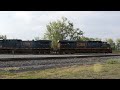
0 54 120 72
0 54 120 61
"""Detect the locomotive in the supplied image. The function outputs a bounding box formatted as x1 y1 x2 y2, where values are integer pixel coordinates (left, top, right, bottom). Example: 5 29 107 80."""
0 39 112 54
57 40 112 54
0 39 51 54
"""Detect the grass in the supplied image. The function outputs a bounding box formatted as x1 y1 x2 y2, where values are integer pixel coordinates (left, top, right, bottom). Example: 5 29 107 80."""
0 59 120 79
112 50 120 54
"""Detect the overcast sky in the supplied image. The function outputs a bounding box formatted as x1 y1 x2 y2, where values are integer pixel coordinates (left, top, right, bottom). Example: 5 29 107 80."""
0 11 120 41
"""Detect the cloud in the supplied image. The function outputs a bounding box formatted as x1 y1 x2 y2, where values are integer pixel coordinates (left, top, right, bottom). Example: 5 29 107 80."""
13 11 33 23
0 11 120 41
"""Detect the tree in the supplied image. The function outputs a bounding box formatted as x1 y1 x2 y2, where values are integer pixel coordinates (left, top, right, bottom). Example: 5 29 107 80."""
34 36 46 41
79 36 92 41
105 38 115 50
116 38 120 44
105 38 114 44
80 36 101 41
34 37 40 41
116 38 120 50
94 38 102 41
44 17 83 49
0 35 7 39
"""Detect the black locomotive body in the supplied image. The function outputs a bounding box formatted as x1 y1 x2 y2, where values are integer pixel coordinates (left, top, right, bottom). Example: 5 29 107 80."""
57 40 76 54
32 40 52 54
57 40 112 54
0 39 112 54
0 39 52 54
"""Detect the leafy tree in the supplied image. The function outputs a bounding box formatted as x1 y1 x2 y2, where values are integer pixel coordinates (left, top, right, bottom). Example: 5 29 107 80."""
34 37 40 41
80 36 101 41
79 36 92 41
0 35 7 39
116 38 120 44
44 17 83 49
105 38 114 44
94 38 102 41
88 38 95 41
34 36 46 41
116 38 120 50
105 38 115 50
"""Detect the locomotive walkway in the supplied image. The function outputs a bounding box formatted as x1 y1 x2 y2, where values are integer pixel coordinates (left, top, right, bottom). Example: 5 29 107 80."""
0 54 120 61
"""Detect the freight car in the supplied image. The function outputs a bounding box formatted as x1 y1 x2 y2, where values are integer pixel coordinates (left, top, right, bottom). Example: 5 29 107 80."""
0 39 112 54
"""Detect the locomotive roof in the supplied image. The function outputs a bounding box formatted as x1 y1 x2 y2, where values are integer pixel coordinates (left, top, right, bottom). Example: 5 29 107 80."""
2 39 22 41
58 40 76 43
35 40 52 42
58 40 103 43
87 41 102 43
0 39 51 42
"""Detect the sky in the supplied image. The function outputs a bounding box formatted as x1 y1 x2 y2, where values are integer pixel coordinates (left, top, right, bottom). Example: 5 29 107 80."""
0 11 120 41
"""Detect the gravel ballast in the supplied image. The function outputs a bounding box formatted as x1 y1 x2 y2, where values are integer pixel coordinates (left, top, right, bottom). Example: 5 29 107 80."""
0 56 120 72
